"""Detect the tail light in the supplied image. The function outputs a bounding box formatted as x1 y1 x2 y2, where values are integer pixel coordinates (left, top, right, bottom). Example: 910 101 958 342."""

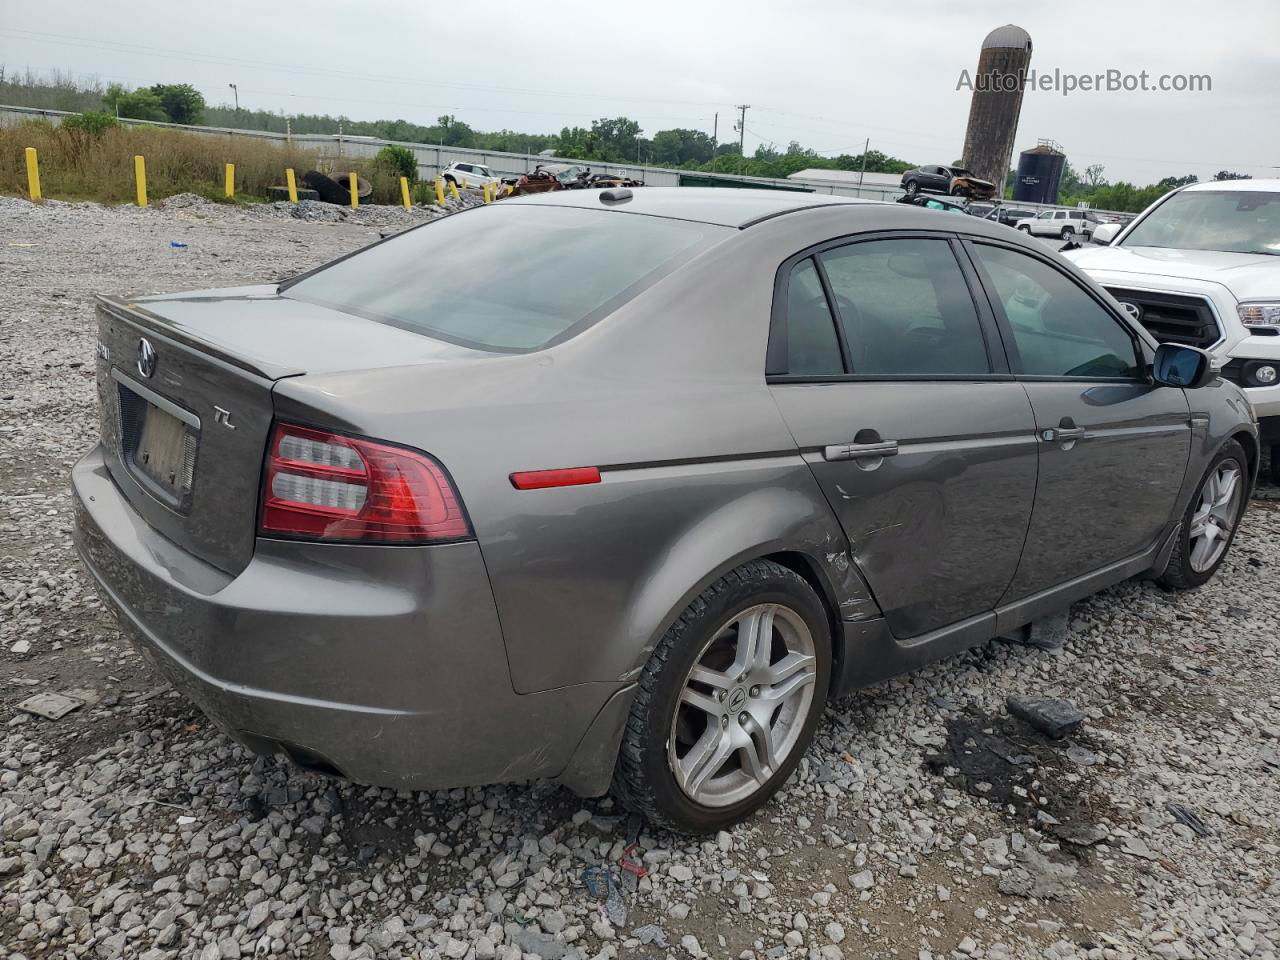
261 423 470 543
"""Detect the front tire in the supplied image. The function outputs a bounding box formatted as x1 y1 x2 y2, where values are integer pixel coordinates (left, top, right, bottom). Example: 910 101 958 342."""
613 560 831 834
1157 440 1248 590
904 180 919 197
1018 224 1031 233
1270 444 1280 485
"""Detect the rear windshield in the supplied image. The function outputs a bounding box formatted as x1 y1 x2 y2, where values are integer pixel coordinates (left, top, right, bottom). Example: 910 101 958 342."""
283 204 724 351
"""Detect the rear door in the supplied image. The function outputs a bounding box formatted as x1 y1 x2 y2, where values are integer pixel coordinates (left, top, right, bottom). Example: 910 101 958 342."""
767 233 1038 639
965 240 1190 599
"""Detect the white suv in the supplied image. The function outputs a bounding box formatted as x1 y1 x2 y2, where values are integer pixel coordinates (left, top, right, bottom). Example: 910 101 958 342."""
1063 179 1280 481
1015 209 1097 241
441 161 498 188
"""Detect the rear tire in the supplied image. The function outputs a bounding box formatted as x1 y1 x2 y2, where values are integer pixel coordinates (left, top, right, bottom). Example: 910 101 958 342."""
1157 440 1248 590
1061 226 1074 240
1018 225 1031 233
905 180 919 197
613 560 831 834
1270 444 1280 485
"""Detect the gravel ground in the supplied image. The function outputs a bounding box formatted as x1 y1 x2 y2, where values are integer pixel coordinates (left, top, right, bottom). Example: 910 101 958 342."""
1 195 1278 960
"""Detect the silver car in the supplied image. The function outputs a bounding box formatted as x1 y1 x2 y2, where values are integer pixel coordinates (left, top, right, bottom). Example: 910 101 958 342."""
73 188 1257 833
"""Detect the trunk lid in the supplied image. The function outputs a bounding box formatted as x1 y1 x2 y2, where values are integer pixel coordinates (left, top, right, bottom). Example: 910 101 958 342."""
93 287 484 575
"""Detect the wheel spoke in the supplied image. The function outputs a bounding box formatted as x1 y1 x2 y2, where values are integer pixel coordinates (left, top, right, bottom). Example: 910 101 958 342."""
1190 523 1218 570
732 606 775 676
738 714 778 785
688 664 734 691
679 687 723 718
679 725 735 797
1213 468 1239 510
763 652 815 686
1188 512 1209 539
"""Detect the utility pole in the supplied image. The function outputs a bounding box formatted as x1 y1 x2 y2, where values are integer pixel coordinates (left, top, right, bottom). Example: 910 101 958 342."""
858 137 870 191
734 104 750 160
712 112 718 150
228 83 238 114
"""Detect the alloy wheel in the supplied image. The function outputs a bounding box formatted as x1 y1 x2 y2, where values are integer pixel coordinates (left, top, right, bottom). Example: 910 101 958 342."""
668 603 818 808
1188 458 1243 573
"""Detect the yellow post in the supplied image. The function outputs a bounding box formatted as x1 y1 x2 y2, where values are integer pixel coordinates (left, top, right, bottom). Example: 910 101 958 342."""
399 176 411 209
434 177 445 205
133 155 148 208
224 163 235 199
285 168 298 203
448 179 460 200
460 177 468 190
24 147 41 201
348 172 359 209
482 183 492 203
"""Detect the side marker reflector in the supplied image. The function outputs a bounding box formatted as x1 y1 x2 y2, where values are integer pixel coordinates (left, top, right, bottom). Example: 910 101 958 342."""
510 467 601 490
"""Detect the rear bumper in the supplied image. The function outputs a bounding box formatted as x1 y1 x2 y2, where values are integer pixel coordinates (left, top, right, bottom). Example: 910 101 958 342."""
72 443 621 791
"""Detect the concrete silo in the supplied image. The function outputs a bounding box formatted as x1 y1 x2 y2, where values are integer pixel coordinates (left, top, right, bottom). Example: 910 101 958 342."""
960 24 1033 194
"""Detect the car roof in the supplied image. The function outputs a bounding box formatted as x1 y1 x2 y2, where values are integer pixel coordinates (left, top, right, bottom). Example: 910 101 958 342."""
502 187 873 228
1182 178 1280 193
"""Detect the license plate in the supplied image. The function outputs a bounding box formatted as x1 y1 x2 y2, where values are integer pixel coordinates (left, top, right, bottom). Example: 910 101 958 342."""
117 384 197 506
135 403 190 493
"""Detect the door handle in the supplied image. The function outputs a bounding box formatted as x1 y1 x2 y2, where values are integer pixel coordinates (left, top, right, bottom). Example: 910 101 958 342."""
1039 427 1085 442
824 440 899 461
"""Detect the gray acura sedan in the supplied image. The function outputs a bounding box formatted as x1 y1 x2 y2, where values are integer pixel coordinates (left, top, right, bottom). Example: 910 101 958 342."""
73 188 1257 833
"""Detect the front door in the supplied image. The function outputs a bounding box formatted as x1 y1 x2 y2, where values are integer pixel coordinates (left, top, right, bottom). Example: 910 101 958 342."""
966 240 1191 599
767 235 1038 639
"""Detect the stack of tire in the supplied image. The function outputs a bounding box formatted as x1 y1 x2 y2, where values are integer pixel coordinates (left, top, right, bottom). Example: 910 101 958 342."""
303 171 373 206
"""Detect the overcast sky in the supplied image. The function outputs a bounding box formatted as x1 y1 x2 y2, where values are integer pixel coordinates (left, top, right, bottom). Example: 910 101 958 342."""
4 0 1278 183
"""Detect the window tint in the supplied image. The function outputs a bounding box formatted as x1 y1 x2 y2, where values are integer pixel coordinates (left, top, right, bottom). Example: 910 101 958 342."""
819 238 990 376
784 258 844 376
284 205 723 352
973 244 1140 379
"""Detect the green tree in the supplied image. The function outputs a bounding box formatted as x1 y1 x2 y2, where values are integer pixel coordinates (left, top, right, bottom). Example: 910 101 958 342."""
650 128 715 167
589 117 643 162
150 83 205 124
61 111 118 137
102 83 168 122
1214 170 1252 181
374 145 417 183
1157 174 1198 189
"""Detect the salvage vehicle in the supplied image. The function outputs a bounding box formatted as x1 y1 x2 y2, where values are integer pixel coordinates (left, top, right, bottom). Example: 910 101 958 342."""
1064 179 1280 481
507 163 590 195
74 188 1258 833
900 164 997 200
441 161 499 188
896 193 969 215
1016 208 1098 242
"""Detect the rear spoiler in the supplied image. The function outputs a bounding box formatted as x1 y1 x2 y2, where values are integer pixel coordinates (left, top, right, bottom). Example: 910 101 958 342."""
96 295 296 381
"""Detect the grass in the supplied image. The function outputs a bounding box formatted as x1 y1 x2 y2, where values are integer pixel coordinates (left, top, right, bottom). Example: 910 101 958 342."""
0 119 421 206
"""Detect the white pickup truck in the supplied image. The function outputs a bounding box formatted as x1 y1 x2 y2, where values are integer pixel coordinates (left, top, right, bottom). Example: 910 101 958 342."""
1062 179 1280 482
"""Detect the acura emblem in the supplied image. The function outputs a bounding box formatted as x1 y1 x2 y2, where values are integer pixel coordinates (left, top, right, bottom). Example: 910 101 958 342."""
727 687 747 711
1119 301 1143 322
137 338 157 378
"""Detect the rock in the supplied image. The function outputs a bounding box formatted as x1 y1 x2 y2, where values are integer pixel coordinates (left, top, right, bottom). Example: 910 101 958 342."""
513 930 567 960
824 922 846 944
1005 696 1086 739
849 870 875 891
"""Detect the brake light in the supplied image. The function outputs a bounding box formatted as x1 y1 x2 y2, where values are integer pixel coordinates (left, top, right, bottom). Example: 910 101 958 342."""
261 424 470 543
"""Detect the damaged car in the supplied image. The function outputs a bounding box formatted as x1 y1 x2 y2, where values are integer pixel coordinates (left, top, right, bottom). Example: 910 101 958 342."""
74 188 1257 833
900 164 998 200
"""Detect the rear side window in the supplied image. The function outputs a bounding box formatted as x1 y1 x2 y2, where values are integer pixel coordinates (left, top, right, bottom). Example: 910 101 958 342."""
820 238 991 376
973 244 1140 379
784 259 844 376
283 205 723 351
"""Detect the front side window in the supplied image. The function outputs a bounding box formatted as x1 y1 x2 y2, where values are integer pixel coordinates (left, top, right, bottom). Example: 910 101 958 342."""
973 244 1140 379
819 238 990 376
1121 189 1280 255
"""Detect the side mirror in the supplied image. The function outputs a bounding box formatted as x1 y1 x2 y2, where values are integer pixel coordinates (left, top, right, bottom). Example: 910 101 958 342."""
1152 343 1216 389
1092 223 1120 245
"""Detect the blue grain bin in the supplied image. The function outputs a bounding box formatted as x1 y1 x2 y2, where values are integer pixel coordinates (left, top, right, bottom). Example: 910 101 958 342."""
1014 142 1066 204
